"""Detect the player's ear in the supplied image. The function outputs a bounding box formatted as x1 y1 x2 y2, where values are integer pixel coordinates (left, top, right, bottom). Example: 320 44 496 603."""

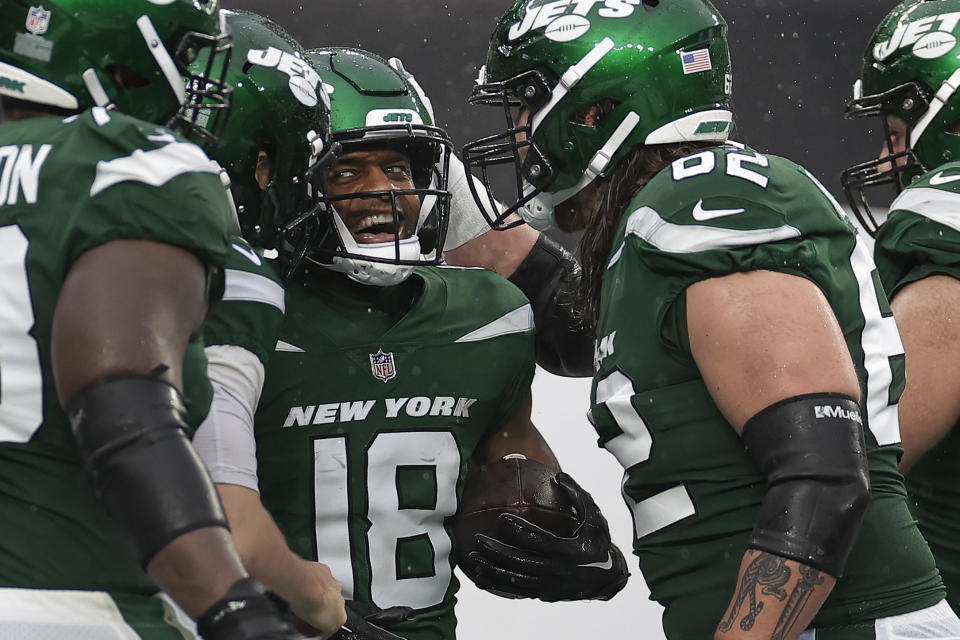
255 150 274 190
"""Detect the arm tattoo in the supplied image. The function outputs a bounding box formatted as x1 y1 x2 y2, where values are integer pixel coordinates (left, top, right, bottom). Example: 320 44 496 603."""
771 565 825 640
718 552 790 633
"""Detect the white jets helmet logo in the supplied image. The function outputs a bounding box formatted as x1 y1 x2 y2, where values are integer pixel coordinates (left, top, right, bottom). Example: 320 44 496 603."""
873 12 960 61
507 0 638 43
246 47 331 109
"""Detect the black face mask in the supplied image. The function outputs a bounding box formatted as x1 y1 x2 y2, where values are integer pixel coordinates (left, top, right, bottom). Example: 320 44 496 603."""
841 81 930 236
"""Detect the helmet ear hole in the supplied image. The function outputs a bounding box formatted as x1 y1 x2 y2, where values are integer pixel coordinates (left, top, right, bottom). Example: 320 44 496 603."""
107 64 149 90
947 119 960 136
572 99 620 128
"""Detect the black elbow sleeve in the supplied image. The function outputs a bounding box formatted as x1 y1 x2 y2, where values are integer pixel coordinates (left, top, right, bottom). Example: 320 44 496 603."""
67 375 229 567
508 234 594 377
742 393 871 578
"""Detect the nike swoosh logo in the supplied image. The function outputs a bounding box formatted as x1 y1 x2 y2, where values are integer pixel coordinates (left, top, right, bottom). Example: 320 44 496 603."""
232 243 262 266
929 171 960 186
578 552 614 571
692 199 745 221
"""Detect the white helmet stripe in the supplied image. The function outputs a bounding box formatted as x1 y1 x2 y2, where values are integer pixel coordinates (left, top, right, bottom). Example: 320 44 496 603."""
911 67 960 149
81 69 111 107
0 61 78 109
552 111 641 202
136 15 187 106
519 111 641 231
531 37 615 134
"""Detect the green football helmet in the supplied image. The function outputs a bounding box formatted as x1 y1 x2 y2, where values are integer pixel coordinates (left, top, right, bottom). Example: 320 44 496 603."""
204 10 332 266
0 0 231 145
463 0 733 231
843 0 960 235
300 48 452 286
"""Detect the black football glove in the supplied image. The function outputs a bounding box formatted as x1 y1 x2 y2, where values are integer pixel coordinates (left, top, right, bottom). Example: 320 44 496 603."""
461 472 630 602
196 577 307 640
327 601 413 640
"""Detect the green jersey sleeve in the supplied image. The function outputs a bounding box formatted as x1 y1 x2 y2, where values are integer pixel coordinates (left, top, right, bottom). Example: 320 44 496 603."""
203 237 286 365
438 267 535 431
619 145 855 352
875 165 960 298
873 165 960 617
62 109 233 270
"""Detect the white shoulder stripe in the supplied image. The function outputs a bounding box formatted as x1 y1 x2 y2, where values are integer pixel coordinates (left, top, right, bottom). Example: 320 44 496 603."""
90 142 220 196
607 243 625 268
455 304 534 343
890 187 960 233
222 269 285 313
275 340 305 353
624 206 801 254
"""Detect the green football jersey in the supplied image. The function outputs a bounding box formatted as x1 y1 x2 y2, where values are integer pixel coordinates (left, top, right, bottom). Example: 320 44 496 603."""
203 237 286 364
590 145 943 639
0 109 233 638
874 165 960 616
255 267 535 640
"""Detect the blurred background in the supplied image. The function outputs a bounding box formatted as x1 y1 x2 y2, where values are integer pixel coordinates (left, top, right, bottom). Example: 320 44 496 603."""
228 0 892 195
224 1 898 637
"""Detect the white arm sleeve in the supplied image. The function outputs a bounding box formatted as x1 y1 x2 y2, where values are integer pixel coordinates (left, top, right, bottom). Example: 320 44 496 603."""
443 152 504 251
193 344 265 492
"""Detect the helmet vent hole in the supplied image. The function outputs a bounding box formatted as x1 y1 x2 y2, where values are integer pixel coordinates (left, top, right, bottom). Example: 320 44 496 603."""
642 0 660 6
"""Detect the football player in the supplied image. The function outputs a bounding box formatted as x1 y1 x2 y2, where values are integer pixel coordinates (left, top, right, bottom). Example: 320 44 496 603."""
190 44 629 640
462 0 960 638
843 0 960 617
0 1 306 639
154 10 349 638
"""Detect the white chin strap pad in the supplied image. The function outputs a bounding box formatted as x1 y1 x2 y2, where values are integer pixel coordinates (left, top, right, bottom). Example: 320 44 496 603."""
323 206 420 286
519 190 558 231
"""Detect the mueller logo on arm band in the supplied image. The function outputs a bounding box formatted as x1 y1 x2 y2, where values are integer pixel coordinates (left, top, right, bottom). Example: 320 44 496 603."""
814 404 862 424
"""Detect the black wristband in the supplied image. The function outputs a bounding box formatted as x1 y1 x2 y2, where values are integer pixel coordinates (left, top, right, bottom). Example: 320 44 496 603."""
196 577 298 640
743 393 871 577
67 375 229 566
508 234 594 377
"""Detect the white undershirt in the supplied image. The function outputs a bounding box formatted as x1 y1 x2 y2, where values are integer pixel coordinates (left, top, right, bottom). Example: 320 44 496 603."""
192 344 264 492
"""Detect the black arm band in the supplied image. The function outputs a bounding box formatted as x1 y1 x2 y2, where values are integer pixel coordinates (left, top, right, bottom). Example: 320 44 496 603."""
196 577 297 640
508 234 594 377
67 375 229 567
742 393 871 578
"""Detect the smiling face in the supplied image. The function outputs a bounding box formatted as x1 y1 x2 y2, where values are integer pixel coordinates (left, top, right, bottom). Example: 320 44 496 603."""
323 147 421 244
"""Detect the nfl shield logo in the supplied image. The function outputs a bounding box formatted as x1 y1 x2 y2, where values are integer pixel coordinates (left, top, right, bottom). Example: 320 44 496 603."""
369 349 397 383
26 6 51 35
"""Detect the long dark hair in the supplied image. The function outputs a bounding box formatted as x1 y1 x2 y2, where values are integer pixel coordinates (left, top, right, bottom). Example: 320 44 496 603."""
575 141 719 331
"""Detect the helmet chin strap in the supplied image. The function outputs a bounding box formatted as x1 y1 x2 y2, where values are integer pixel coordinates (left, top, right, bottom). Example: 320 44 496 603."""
911 68 960 149
520 111 641 231
530 38 615 134
519 37 630 231
136 15 187 106
324 206 420 286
